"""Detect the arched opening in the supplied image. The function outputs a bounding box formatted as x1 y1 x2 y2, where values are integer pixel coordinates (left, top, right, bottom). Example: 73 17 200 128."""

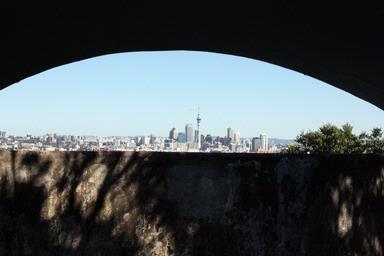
1 4 384 254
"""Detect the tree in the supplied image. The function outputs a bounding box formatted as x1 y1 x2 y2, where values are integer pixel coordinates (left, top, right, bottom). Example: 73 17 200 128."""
283 123 384 154
363 128 384 154
339 123 362 153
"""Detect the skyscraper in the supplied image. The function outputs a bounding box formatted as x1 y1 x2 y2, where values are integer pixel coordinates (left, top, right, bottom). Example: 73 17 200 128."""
200 134 205 145
177 132 186 143
185 124 193 142
205 134 213 144
234 131 240 144
260 133 268 152
169 128 178 141
141 136 150 145
227 128 234 142
252 137 261 152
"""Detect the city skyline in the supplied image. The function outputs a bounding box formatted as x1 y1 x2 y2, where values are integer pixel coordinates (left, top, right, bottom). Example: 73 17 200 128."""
0 115 277 153
0 108 379 142
0 108 274 143
0 51 383 138
0 112 278 153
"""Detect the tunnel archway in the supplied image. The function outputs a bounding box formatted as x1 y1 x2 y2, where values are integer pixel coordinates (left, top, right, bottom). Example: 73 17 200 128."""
1 4 384 254
1 3 383 109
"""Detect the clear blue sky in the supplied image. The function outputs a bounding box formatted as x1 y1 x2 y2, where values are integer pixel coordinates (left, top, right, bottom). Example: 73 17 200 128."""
0 51 383 139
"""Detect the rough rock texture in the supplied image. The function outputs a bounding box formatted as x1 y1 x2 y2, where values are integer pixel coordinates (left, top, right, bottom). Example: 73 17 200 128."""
0 151 383 255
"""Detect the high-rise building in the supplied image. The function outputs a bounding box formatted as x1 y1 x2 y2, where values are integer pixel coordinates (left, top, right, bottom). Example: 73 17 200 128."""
234 131 240 144
227 128 234 142
177 132 186 143
200 134 205 145
260 133 268 151
169 128 178 141
185 124 193 142
135 136 142 145
252 137 261 152
150 134 156 144
142 136 150 145
205 134 213 144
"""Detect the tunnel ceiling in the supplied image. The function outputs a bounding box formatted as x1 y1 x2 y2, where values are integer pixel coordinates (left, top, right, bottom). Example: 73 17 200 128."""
1 3 384 109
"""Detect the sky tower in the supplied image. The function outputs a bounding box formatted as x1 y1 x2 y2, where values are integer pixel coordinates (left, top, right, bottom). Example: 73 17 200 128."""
196 106 202 149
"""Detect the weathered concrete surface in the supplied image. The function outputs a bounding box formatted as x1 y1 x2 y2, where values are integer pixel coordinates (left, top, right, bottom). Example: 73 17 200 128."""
0 151 383 255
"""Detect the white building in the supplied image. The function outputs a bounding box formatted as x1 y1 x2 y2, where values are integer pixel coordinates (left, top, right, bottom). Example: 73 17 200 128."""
185 124 194 142
260 133 268 152
234 131 240 144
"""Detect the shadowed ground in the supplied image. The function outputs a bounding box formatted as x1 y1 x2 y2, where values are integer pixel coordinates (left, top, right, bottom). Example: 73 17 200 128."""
0 151 383 255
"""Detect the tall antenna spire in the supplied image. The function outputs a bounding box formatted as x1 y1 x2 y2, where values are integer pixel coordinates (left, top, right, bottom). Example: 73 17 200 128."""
197 105 201 130
196 105 202 150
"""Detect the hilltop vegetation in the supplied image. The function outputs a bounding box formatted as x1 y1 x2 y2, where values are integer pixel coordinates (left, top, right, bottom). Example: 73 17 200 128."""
284 123 384 154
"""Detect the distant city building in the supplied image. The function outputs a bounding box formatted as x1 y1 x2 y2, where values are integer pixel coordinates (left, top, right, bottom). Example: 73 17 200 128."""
269 144 279 153
151 136 161 144
260 133 268 151
114 139 121 148
177 132 186 143
205 134 213 144
185 124 193 142
243 139 251 151
221 136 230 146
175 142 188 152
47 135 54 144
0 119 283 153
221 136 231 146
142 136 150 145
136 136 150 146
164 140 174 150
169 128 178 140
200 134 205 145
252 137 261 152
227 128 234 141
234 131 240 144
229 143 237 152
135 136 142 145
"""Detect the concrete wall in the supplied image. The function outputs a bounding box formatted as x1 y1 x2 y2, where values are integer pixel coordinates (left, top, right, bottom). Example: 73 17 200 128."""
0 151 383 255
